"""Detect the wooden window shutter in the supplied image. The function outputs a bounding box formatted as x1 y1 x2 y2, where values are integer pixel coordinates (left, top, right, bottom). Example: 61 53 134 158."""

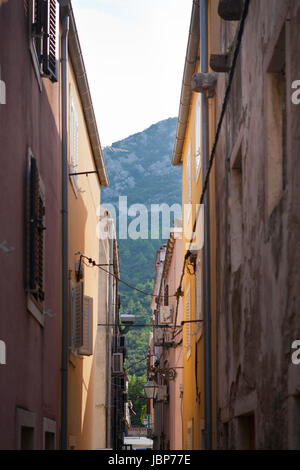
185 285 191 354
42 0 58 82
70 91 79 188
31 0 58 82
26 155 45 308
164 284 169 306
71 282 84 350
79 296 93 356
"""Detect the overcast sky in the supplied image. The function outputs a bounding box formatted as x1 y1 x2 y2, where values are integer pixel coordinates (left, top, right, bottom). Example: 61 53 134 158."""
72 0 192 146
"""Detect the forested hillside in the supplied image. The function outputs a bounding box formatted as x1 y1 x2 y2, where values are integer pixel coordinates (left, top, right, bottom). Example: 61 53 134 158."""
102 118 181 424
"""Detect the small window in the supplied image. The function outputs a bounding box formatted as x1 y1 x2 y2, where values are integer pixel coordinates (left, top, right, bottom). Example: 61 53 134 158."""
21 426 35 450
236 413 255 450
16 408 36 450
44 432 55 450
43 418 56 450
29 0 59 88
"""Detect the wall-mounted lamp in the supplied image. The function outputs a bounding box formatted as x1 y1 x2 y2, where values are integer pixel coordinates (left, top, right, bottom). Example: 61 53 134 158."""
144 380 159 400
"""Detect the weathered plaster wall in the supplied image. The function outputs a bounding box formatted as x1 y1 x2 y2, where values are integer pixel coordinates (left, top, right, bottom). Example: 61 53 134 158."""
215 0 300 450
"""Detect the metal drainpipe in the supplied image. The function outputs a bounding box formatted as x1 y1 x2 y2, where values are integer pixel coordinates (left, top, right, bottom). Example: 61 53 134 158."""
60 14 70 451
200 0 212 450
106 219 114 448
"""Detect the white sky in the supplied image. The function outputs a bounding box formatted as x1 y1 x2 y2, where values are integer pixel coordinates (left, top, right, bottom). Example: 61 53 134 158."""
72 0 192 146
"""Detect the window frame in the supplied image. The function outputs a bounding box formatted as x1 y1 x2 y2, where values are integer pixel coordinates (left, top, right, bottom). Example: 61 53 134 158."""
16 408 36 450
26 148 46 327
43 417 56 450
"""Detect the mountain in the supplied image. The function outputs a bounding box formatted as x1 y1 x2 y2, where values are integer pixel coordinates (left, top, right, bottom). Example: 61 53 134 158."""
103 117 181 208
101 118 181 391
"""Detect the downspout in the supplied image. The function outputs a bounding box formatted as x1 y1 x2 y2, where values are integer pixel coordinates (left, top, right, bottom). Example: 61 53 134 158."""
106 219 114 448
200 0 212 450
60 14 70 451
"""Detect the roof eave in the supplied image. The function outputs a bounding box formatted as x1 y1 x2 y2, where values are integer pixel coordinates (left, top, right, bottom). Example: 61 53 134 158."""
171 0 200 166
60 1 109 187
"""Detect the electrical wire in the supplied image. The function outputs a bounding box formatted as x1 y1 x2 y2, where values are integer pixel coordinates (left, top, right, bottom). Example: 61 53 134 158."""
173 0 251 334
81 254 177 299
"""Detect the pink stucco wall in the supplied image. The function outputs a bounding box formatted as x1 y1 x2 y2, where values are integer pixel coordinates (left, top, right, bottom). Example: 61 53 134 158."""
0 1 61 449
163 236 183 450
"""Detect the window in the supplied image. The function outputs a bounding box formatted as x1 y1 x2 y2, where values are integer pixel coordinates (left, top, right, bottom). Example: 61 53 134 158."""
26 149 46 325
70 282 93 356
236 413 255 450
195 94 202 176
16 408 36 450
70 89 79 194
266 25 287 216
29 0 59 88
43 418 56 450
21 426 35 450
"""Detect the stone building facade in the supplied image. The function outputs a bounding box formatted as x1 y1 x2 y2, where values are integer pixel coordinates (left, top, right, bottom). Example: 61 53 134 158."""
214 0 300 450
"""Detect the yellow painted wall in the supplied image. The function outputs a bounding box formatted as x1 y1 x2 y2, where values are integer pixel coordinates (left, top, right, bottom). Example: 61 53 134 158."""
181 61 205 450
181 0 220 449
66 60 104 450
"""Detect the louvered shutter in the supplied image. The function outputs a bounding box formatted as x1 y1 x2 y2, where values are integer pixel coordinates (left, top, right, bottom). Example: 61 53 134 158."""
26 155 45 308
28 156 39 293
37 191 45 302
70 92 79 188
164 284 169 306
71 282 84 349
31 0 58 82
42 0 58 82
79 296 93 356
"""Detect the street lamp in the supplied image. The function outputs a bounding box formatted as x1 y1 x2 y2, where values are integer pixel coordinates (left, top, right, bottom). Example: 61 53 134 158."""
144 380 159 400
120 312 135 334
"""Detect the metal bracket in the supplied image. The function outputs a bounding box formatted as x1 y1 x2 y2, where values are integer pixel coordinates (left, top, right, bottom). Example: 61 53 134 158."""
69 171 97 177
